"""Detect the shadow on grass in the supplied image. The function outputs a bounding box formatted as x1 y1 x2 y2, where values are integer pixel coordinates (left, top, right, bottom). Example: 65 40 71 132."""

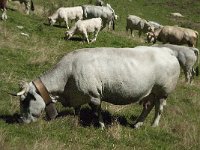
57 107 138 128
64 36 84 42
43 23 67 29
0 113 20 124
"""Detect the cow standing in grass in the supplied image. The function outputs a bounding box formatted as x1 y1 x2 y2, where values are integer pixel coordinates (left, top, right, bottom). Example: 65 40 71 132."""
126 15 153 37
0 0 7 20
48 6 83 29
11 46 180 129
152 44 199 83
65 18 102 43
82 4 117 30
147 26 199 47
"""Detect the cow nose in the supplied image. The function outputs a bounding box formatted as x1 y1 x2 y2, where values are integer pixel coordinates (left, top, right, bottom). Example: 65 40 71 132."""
17 116 24 123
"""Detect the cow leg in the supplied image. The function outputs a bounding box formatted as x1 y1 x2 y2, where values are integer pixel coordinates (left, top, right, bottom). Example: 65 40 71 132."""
90 98 105 130
152 98 166 127
74 106 81 126
24 1 30 15
64 18 69 29
184 68 192 84
91 29 100 43
131 29 134 37
83 30 89 43
134 93 155 128
1 8 7 20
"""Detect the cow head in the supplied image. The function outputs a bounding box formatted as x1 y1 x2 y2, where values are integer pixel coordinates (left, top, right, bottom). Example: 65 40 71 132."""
48 17 56 26
14 81 46 123
65 31 73 40
146 32 157 43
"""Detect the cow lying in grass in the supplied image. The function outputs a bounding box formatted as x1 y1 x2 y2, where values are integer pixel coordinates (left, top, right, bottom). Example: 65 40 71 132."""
11 46 180 129
65 18 102 43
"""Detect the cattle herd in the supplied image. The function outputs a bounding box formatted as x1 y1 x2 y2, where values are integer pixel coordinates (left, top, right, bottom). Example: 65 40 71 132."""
1 0 200 129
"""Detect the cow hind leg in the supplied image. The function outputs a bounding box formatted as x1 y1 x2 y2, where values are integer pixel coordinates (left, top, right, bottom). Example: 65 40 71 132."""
133 93 155 128
1 9 7 20
91 29 100 43
152 98 166 127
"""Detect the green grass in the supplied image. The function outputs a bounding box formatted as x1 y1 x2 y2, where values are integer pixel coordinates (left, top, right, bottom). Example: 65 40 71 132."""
0 0 200 149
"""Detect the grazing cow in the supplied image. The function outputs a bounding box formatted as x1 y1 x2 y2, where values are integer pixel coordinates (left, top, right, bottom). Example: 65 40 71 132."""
152 44 199 83
95 0 104 6
11 46 180 129
126 15 153 37
48 6 83 29
147 26 199 47
65 18 102 43
0 0 7 20
82 4 117 30
12 0 34 14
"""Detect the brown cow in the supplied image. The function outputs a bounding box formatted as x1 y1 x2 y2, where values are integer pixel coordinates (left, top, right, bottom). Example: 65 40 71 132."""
147 26 199 47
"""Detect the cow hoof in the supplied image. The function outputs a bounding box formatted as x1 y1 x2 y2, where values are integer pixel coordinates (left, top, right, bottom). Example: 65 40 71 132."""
100 122 105 130
133 122 143 128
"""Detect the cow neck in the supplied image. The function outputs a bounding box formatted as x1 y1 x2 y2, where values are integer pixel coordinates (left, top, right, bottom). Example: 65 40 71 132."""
32 78 52 105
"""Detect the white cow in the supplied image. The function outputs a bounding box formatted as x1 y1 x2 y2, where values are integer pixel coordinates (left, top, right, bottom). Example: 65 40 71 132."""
126 15 153 37
82 4 117 30
48 6 83 29
152 44 199 83
12 46 180 129
65 18 102 43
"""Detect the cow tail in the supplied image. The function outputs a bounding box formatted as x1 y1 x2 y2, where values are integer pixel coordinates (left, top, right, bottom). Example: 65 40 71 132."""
31 0 34 11
195 31 199 47
193 48 199 76
112 17 115 30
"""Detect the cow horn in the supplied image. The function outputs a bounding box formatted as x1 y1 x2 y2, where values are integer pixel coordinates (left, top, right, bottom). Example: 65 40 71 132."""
16 82 29 96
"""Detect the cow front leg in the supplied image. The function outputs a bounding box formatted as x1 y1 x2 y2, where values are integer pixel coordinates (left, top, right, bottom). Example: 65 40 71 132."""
152 98 166 127
90 98 105 129
83 31 89 43
64 19 69 29
134 93 155 128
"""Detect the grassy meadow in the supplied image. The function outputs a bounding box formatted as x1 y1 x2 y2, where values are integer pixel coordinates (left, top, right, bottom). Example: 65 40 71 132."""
0 0 200 149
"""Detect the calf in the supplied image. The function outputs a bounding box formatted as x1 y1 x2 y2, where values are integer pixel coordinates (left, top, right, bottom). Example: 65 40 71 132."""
147 26 199 47
48 6 83 29
65 18 102 43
